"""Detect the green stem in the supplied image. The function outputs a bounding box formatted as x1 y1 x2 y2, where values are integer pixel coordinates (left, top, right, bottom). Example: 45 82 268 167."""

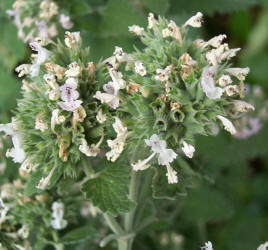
134 170 152 229
81 156 94 177
123 171 139 250
124 171 138 233
103 213 124 235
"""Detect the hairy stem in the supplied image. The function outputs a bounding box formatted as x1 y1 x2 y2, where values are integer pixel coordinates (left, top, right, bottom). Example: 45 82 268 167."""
103 213 124 235
124 171 139 250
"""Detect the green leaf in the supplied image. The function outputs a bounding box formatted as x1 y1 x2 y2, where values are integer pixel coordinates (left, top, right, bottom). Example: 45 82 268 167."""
81 162 136 215
143 0 170 15
60 226 97 245
169 0 257 16
152 160 193 200
182 186 235 221
100 0 146 36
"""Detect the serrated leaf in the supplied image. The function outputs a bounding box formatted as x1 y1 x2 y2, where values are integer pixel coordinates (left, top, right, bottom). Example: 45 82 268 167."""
182 186 235 221
143 0 170 15
60 226 97 245
169 0 256 16
152 160 193 200
100 0 146 36
81 162 136 215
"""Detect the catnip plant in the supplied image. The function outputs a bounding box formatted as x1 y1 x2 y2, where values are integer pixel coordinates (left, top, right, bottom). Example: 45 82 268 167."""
0 9 262 250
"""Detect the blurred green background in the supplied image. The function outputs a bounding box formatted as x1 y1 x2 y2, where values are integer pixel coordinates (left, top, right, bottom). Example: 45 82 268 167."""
0 0 268 249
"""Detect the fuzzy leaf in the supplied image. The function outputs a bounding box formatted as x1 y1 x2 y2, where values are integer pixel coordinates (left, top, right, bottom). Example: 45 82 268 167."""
152 160 193 200
81 162 136 215
60 226 97 245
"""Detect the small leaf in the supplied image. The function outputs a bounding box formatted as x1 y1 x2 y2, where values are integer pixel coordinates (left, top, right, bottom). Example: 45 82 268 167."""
60 226 97 245
81 162 136 216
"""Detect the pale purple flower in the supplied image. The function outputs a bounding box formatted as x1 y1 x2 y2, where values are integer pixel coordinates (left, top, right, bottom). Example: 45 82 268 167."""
58 77 82 111
94 81 120 109
29 41 51 76
59 14 74 30
35 20 49 39
201 66 224 99
59 78 79 102
234 118 263 139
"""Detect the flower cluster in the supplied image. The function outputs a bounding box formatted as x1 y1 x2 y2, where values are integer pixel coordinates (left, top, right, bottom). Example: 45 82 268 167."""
7 0 74 43
119 13 255 181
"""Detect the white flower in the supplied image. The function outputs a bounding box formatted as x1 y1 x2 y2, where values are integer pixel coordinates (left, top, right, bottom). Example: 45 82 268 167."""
162 20 182 43
155 68 170 82
36 165 57 190
225 85 239 96
51 109 65 132
201 241 213 250
184 12 203 28
108 67 126 89
19 157 36 174
59 14 74 29
201 66 224 99
217 115 236 135
0 198 10 224
0 121 26 163
15 64 31 77
166 164 178 184
113 46 128 65
29 42 51 77
257 242 268 250
79 133 104 157
145 134 177 165
131 154 154 171
203 34 227 48
65 62 81 78
148 13 158 29
135 61 147 76
128 25 144 35
233 100 255 113
40 0 58 21
133 134 178 183
51 202 67 230
96 109 107 124
181 141 195 158
94 91 120 109
218 74 232 87
18 225 29 239
105 48 132 68
206 44 240 66
106 117 129 162
225 67 250 81
64 31 81 48
35 113 48 132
